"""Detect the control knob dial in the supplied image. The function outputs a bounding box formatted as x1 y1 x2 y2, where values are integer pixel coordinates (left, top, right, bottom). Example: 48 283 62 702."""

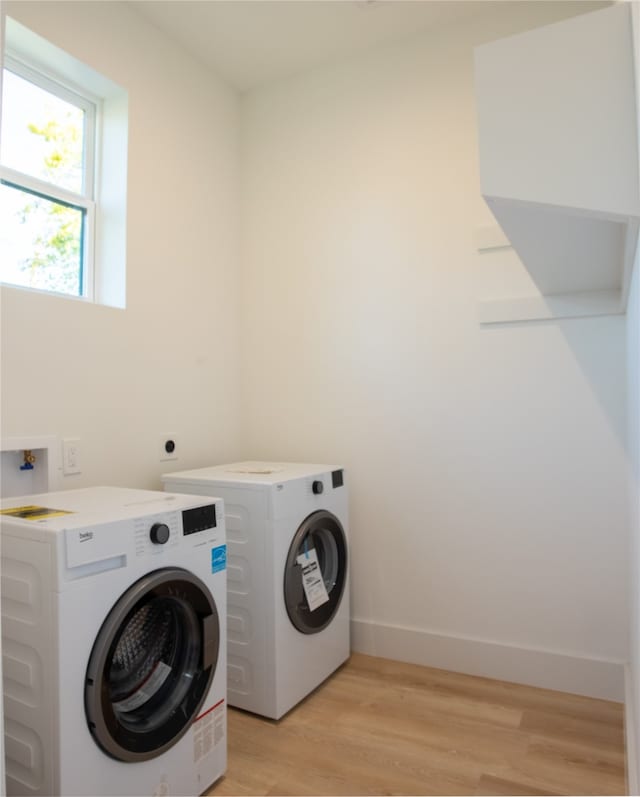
150 522 170 545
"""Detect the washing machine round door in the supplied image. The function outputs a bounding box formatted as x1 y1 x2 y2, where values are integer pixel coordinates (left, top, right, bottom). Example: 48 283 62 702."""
85 567 219 762
284 510 347 634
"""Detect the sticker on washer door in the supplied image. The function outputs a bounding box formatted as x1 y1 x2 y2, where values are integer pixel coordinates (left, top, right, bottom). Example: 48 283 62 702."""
112 661 171 712
296 547 329 611
211 545 226 573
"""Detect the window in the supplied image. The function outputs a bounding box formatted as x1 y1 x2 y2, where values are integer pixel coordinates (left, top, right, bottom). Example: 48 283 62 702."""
1 58 97 298
0 17 128 307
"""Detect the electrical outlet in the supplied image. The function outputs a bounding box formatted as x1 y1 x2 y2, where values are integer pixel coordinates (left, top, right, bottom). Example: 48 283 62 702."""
62 438 81 475
159 435 179 462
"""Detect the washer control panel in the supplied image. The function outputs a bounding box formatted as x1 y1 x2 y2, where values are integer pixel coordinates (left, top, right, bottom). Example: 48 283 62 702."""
133 503 216 556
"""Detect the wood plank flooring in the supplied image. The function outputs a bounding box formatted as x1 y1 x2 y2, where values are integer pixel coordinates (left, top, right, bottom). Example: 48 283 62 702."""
209 653 626 796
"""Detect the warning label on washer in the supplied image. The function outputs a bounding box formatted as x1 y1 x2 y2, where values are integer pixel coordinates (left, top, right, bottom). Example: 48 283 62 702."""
194 700 225 763
0 505 73 520
296 547 330 611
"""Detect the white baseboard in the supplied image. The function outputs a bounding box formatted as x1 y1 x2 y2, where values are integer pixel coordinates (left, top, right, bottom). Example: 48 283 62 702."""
351 619 624 702
625 664 639 796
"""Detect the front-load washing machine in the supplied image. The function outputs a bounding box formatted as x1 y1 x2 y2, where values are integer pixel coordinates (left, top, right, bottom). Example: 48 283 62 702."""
0 486 227 797
162 461 349 719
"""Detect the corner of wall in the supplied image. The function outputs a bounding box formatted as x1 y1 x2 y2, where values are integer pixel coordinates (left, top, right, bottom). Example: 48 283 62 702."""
626 4 640 792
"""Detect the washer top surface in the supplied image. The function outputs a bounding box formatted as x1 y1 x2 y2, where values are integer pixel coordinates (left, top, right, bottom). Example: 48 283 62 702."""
0 485 219 532
162 461 341 488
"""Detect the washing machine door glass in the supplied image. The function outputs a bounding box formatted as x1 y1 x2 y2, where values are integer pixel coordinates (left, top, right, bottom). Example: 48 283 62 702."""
284 510 347 634
85 567 219 762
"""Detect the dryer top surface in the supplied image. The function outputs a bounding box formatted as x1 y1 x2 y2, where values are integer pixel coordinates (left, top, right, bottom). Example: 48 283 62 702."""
162 461 342 488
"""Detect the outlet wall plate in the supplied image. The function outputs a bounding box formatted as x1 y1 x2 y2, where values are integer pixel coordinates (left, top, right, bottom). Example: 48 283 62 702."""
62 438 81 475
159 435 179 461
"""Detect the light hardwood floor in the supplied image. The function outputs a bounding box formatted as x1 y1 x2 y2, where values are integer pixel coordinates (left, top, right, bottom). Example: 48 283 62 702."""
209 653 626 796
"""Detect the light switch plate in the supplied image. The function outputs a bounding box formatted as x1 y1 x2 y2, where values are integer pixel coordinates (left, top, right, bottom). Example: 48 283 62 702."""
62 438 81 475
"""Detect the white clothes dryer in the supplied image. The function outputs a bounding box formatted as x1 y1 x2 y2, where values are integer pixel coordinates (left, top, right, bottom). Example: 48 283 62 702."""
162 462 350 719
0 486 227 797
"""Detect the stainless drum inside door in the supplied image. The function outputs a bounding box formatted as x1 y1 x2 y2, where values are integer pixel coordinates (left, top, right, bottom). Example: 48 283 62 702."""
283 510 347 634
85 567 219 762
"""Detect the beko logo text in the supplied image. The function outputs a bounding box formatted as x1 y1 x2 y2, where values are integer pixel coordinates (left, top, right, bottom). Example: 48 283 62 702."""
79 531 94 542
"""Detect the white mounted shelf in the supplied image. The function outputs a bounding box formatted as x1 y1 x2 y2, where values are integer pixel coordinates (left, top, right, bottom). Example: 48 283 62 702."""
474 3 640 324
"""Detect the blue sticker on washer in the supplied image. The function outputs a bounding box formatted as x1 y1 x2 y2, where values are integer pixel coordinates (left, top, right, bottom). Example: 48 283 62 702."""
212 545 226 573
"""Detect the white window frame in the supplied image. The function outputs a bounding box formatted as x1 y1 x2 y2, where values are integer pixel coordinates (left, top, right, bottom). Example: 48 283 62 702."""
0 53 100 300
1 15 128 309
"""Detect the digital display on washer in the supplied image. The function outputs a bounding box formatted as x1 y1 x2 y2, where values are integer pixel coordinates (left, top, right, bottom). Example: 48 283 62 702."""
332 469 344 488
182 504 217 535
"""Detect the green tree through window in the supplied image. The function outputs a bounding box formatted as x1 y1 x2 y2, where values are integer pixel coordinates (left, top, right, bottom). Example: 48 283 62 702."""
1 63 95 297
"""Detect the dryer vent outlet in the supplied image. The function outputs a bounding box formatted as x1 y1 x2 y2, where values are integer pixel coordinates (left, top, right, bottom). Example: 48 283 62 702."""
159 436 179 461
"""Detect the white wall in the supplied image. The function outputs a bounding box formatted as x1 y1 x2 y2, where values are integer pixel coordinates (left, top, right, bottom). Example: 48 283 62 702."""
0 0 629 703
240 2 629 699
0 1 241 490
626 3 640 791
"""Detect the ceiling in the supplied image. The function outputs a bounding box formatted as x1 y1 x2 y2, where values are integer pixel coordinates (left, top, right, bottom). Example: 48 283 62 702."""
130 0 594 93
